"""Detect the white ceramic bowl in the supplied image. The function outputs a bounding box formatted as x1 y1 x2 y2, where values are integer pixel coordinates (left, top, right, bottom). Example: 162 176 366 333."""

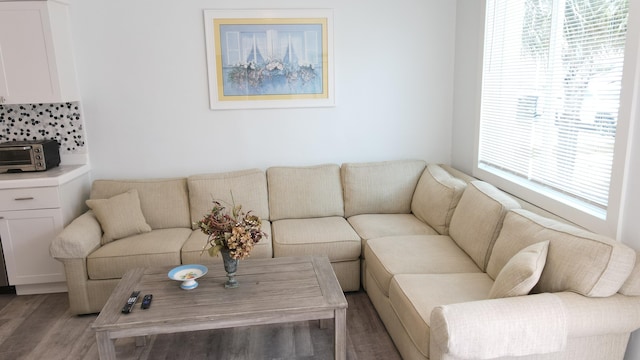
168 264 208 290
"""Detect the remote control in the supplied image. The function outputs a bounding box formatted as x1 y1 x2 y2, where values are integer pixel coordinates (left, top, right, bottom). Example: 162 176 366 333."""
141 294 153 309
121 291 140 313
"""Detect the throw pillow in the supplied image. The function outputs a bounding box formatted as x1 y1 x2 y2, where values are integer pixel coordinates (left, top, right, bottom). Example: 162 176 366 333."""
86 189 152 245
488 240 550 298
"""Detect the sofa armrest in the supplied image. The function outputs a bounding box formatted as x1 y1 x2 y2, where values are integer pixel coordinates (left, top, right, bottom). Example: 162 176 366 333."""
430 293 568 360
50 210 102 259
555 291 640 337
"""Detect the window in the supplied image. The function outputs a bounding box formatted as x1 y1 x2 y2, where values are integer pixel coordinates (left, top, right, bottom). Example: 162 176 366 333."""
221 28 321 68
477 0 629 232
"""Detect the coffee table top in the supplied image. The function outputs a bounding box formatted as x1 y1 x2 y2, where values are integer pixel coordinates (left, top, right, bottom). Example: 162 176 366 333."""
93 256 347 336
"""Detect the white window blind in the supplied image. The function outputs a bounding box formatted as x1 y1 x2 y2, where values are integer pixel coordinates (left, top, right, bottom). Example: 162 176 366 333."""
479 0 628 217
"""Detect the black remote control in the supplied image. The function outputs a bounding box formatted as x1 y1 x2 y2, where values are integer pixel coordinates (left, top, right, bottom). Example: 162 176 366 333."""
141 294 153 309
121 291 140 313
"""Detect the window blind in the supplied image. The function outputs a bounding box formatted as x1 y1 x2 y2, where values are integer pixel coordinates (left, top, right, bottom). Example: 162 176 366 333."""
479 0 628 214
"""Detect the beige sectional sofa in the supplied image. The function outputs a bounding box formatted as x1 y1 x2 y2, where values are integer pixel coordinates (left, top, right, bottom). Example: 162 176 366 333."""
50 159 640 360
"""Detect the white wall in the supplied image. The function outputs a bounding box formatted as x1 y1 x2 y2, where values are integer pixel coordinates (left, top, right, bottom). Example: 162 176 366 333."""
451 0 483 173
452 1 640 359
619 34 640 356
68 0 457 180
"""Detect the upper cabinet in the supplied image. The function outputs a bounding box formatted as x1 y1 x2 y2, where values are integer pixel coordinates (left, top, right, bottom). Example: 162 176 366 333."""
0 1 79 105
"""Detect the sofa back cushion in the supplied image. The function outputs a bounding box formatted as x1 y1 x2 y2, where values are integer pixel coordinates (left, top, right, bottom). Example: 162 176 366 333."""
267 164 343 220
411 164 466 235
188 169 269 228
449 181 521 271
90 178 191 229
342 159 426 218
487 209 637 297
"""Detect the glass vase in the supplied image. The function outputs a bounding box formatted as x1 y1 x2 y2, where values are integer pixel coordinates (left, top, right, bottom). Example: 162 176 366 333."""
220 249 239 288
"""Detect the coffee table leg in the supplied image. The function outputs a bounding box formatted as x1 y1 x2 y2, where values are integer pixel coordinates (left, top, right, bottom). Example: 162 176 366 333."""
96 331 117 360
334 308 347 360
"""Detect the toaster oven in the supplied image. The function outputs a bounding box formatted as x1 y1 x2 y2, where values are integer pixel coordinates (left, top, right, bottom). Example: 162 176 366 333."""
0 140 61 173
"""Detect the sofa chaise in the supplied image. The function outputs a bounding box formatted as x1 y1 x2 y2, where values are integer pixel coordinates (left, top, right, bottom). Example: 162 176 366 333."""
50 159 640 360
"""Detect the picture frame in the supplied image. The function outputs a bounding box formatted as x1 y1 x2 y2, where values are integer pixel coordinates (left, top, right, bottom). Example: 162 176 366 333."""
203 9 335 110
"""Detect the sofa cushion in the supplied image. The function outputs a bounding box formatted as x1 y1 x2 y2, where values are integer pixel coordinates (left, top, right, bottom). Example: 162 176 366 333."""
365 235 482 297
271 217 360 261
390 273 494 357
411 164 466 235
487 209 636 297
347 214 437 255
267 164 343 220
188 169 269 229
619 251 640 296
181 221 273 264
87 228 191 280
341 159 426 218
90 178 190 229
448 181 521 271
489 240 549 298
85 189 152 245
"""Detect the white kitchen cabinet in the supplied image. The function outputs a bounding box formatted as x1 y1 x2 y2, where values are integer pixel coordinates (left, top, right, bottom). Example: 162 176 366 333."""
0 165 90 295
0 0 79 105
0 208 64 286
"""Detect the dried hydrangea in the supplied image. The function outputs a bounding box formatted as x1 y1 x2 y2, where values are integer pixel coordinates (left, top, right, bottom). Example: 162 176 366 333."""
195 200 266 260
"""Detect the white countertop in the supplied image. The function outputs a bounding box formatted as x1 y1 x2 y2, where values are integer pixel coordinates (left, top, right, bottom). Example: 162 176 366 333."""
0 164 91 189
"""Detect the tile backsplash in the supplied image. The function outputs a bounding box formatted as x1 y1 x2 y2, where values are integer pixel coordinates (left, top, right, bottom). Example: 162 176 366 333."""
0 102 87 154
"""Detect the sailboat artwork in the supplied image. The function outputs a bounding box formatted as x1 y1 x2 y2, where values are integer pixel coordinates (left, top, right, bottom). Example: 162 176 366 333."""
204 10 334 109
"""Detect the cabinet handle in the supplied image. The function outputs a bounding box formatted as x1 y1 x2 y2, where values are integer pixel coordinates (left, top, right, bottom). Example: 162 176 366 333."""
0 96 5 104
14 197 35 201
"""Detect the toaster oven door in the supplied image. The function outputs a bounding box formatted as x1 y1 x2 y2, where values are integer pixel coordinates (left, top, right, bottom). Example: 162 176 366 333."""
0 146 34 166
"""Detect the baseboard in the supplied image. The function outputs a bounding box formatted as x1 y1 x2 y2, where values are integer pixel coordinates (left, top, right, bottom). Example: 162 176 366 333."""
15 282 67 295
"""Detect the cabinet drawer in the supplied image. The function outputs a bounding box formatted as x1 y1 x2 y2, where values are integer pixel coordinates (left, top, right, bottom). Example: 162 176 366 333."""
0 187 61 211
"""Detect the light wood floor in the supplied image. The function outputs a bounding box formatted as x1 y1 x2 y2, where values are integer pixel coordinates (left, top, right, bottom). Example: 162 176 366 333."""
0 290 401 360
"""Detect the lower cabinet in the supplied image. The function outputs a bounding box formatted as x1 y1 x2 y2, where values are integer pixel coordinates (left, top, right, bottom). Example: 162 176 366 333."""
0 166 90 295
0 209 65 286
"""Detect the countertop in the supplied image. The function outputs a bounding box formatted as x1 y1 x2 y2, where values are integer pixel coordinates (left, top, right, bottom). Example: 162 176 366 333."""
0 164 91 189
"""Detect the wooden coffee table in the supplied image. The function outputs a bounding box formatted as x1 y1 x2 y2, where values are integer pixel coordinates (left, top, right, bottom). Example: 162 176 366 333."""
92 256 348 359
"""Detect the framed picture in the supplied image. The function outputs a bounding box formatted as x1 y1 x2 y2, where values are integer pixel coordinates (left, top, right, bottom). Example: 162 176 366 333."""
203 9 335 110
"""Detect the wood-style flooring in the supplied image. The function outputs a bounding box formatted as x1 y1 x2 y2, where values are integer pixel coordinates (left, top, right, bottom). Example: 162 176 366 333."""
0 290 401 360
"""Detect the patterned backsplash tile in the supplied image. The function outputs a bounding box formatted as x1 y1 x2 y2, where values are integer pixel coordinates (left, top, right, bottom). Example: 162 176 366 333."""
0 102 87 154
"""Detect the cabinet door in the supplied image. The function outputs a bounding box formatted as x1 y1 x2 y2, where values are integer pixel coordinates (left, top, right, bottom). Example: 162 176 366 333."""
0 209 65 285
0 2 79 104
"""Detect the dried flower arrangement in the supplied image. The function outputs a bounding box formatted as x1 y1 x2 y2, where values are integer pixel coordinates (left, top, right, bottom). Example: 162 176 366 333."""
195 200 267 260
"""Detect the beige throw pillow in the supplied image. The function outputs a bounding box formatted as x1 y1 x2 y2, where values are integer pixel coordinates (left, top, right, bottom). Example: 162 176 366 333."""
86 189 152 245
489 240 549 298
